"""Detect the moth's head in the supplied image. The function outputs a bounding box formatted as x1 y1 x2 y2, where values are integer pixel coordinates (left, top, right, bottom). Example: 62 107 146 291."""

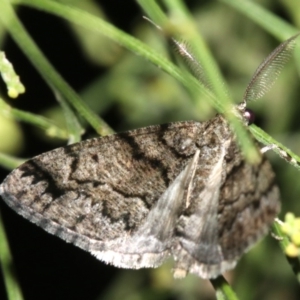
234 102 255 126
243 108 255 125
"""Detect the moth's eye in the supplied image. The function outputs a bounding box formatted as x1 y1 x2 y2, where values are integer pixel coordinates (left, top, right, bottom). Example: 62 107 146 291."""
243 109 255 125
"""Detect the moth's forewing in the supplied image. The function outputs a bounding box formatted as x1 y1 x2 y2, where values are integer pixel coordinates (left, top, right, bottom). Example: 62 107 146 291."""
0 116 280 278
0 121 203 256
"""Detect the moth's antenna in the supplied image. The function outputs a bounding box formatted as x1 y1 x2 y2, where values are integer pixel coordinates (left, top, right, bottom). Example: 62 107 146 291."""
239 33 300 111
143 16 163 31
170 39 213 91
143 17 212 92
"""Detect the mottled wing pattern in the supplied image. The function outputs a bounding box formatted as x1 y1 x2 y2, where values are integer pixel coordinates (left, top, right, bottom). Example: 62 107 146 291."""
0 115 280 278
172 123 280 278
0 120 206 266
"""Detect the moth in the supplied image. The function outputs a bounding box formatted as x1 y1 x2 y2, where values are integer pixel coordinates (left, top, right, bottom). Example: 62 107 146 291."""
0 33 298 279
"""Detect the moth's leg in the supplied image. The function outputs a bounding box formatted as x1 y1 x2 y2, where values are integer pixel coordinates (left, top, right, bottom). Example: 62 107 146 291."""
270 218 284 241
260 144 298 165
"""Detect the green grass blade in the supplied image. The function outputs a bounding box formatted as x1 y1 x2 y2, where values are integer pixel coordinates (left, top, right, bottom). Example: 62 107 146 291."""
0 152 25 170
136 0 168 25
220 0 298 39
272 221 300 283
0 98 68 140
211 276 239 300
0 0 112 138
220 0 300 76
250 124 300 170
144 0 260 163
0 211 24 300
